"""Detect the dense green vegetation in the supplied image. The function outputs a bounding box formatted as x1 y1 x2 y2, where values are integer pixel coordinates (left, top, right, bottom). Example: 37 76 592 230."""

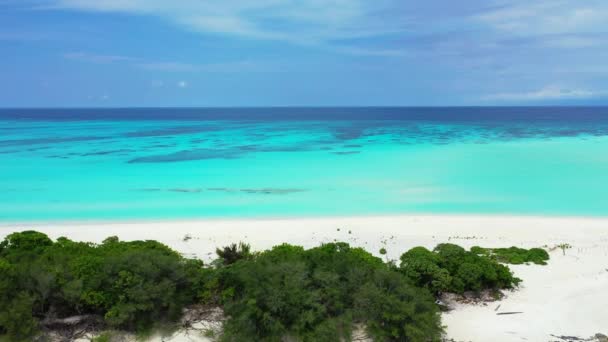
470 246 550 265
0 231 546 341
0 231 206 341
215 243 441 341
399 244 522 295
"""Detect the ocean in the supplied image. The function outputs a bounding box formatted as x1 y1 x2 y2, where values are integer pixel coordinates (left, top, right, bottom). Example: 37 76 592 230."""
1 107 608 222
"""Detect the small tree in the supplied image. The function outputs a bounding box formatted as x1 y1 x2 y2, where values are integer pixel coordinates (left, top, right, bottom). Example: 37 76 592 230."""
215 242 252 266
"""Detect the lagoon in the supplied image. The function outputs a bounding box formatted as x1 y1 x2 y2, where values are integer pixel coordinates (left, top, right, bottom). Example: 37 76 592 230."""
2 107 608 221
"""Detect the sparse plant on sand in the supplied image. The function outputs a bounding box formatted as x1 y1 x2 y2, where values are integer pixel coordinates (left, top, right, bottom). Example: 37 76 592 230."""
557 243 572 256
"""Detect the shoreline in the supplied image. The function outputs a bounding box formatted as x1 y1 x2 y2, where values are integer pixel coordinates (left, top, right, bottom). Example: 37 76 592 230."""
3 212 608 227
1 214 607 341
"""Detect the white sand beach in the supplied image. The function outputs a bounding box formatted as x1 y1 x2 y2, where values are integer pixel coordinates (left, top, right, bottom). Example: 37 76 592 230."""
1 215 607 342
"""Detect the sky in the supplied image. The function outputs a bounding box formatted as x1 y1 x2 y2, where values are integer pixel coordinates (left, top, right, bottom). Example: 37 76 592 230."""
1 0 608 107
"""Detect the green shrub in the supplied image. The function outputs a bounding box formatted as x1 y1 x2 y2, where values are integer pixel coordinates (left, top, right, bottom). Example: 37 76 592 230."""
0 292 38 341
0 231 205 339
400 247 451 294
399 244 521 295
91 332 112 342
354 268 442 342
471 246 550 265
218 242 442 341
1 231 530 342
0 231 53 256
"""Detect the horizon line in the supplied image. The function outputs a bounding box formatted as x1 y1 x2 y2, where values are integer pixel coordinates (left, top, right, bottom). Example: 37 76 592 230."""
2 105 608 110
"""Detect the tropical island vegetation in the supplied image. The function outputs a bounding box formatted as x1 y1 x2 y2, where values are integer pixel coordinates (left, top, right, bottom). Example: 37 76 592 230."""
0 230 548 341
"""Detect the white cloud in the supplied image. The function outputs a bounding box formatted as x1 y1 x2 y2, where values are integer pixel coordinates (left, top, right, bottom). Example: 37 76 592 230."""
64 51 134 63
177 81 188 88
42 0 405 46
138 62 199 72
476 1 608 38
63 51 266 73
87 94 110 101
0 31 53 41
542 35 606 49
483 86 608 101
137 60 262 72
333 46 409 57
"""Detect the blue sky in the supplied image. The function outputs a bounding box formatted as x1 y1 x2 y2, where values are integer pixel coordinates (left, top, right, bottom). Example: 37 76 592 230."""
1 0 608 106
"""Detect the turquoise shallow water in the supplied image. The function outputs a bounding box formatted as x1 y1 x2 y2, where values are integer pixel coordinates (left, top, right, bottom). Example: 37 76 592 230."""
1 108 608 221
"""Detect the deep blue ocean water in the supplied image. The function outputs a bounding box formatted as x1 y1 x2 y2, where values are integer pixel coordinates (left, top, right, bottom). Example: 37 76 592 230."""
1 107 608 222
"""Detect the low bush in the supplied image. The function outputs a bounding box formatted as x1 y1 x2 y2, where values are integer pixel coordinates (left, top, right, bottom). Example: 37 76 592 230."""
0 231 205 340
470 246 550 265
400 243 522 295
217 242 442 341
1 231 531 342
